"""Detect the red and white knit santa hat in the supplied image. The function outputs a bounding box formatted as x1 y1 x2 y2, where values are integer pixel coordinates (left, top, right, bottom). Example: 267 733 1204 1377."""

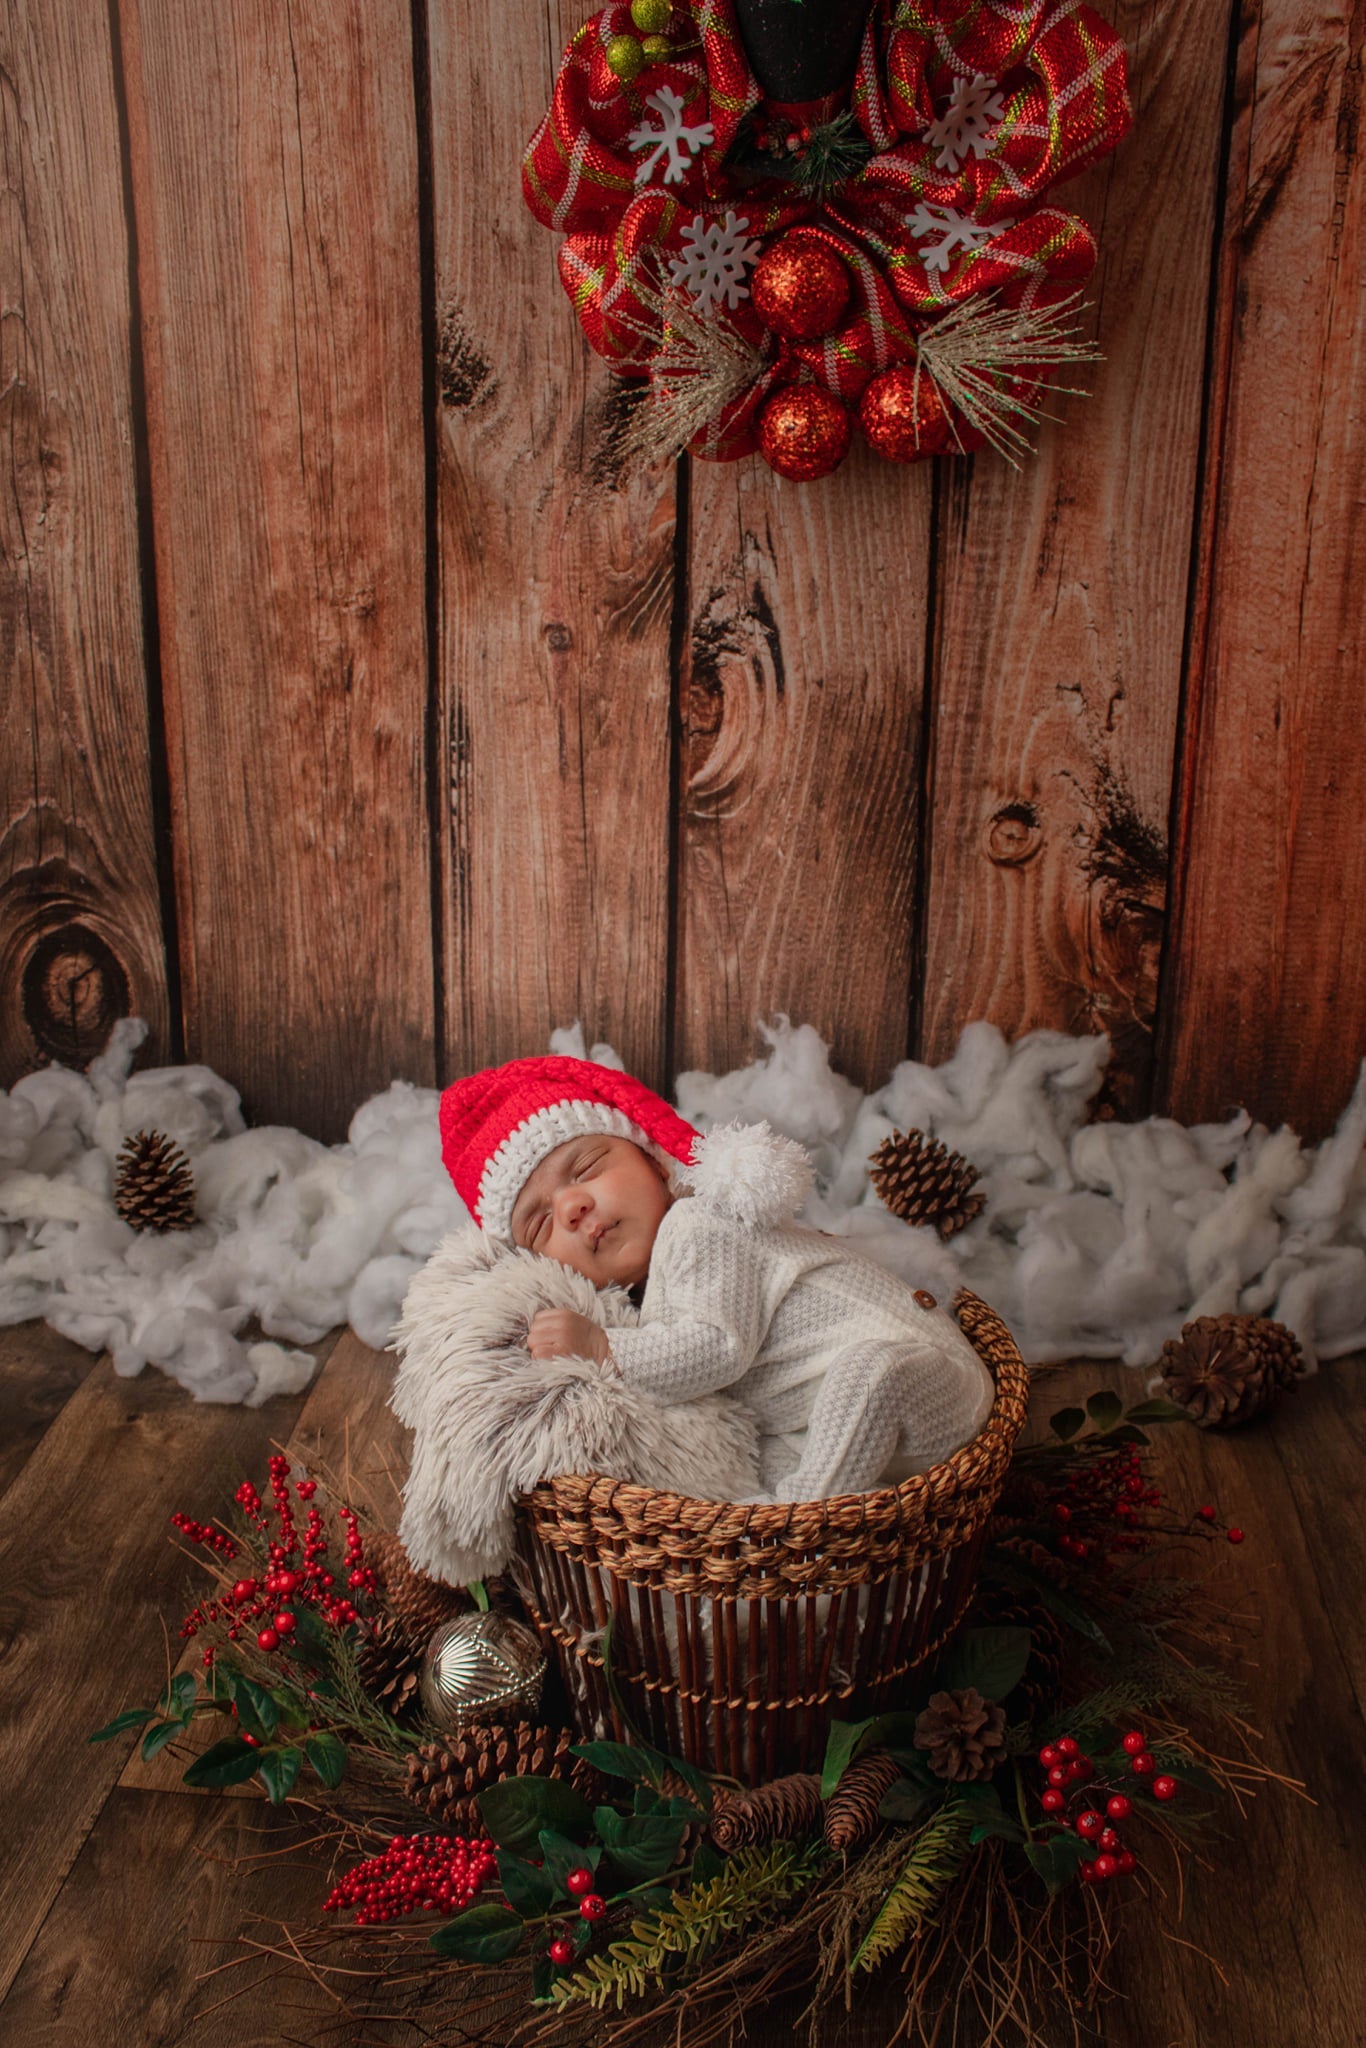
439 1055 702 1242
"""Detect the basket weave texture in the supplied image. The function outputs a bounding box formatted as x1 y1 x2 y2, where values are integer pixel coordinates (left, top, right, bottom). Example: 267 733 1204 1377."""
513 1289 1030 1777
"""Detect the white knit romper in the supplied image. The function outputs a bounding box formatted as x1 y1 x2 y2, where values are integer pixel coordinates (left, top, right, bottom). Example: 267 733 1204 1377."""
607 1199 996 1501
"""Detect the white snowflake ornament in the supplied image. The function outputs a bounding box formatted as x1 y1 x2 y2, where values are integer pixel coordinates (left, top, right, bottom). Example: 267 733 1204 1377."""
667 210 762 313
923 73 1006 174
906 202 1006 276
629 86 716 186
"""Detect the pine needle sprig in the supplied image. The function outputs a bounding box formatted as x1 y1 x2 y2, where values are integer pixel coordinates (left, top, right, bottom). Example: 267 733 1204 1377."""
788 110 876 198
915 290 1103 465
598 281 769 479
550 1840 826 2012
849 1800 974 1974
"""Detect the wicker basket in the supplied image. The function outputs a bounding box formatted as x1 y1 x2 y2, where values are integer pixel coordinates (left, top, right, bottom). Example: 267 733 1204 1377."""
512 1290 1030 1778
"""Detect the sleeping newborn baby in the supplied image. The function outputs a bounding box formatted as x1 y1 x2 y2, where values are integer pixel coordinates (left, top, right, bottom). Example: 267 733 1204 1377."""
438 1055 995 1503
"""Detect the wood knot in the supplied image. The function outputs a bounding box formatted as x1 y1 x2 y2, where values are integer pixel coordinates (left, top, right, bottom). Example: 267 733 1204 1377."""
543 623 574 653
21 922 130 1066
985 801 1043 866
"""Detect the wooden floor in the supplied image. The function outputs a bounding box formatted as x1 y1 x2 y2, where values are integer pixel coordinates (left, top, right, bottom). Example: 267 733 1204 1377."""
0 1320 1363 2047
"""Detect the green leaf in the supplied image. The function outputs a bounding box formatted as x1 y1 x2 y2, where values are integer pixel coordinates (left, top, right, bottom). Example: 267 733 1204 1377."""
182 1736 265 1789
1049 1406 1087 1441
820 1716 874 1799
140 1718 183 1763
690 1840 726 1886
660 1753 714 1813
596 1811 688 1887
1096 1424 1150 1448
531 1954 555 2004
878 1778 932 1824
163 1670 198 1718
257 1745 303 1804
1026 1831 1086 1893
1123 1396 1194 1426
496 1850 558 1918
538 1830 600 1895
570 1740 654 1785
1086 1390 1124 1433
88 1707 155 1743
304 1731 347 1790
230 1675 280 1742
429 1902 525 1963
934 1626 1031 1703
479 1775 591 1856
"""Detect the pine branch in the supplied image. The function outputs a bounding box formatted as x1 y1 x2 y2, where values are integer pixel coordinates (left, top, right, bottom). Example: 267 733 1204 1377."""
550 1841 825 2012
915 290 1102 465
849 1801 974 1974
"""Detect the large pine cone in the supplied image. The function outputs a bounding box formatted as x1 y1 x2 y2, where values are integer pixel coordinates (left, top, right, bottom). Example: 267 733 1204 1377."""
868 1129 985 1238
824 1751 901 1852
114 1129 197 1233
405 1724 601 1830
913 1689 1008 1782
355 1614 422 1722
1159 1313 1305 1429
366 1531 467 1647
708 1773 823 1852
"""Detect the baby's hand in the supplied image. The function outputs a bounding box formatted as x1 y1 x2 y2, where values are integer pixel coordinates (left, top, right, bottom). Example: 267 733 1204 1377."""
527 1309 612 1368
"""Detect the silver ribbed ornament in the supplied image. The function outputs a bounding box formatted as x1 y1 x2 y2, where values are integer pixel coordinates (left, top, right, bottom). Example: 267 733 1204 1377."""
419 1611 546 1730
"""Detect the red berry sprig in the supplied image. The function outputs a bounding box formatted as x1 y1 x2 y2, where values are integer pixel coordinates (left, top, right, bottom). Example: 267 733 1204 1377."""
1034 1724 1183 1884
324 1833 495 1925
175 1463 374 1649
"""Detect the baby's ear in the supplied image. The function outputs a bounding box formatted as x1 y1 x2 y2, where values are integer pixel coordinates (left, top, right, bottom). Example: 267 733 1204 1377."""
684 1121 814 1226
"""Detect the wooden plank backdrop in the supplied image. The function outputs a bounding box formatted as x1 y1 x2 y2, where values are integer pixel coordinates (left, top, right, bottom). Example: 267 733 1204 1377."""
3 0 1363 1143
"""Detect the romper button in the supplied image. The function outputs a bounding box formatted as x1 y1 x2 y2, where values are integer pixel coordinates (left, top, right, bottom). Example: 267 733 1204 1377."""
914 1289 937 1310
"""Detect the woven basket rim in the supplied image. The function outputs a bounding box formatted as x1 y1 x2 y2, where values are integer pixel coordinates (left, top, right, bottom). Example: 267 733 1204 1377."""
519 1286 1029 1547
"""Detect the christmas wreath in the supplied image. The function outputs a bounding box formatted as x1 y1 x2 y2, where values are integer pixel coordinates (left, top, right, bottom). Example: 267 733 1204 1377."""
93 1394 1293 2044
522 0 1132 479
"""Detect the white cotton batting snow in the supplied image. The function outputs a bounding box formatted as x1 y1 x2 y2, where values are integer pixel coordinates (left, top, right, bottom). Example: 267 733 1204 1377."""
2 1014 1364 1406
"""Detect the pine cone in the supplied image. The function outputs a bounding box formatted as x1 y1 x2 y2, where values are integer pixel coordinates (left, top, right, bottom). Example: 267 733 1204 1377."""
991 1532 1068 1589
114 1128 196 1233
404 1724 601 1829
823 1750 901 1852
913 1689 1008 1783
708 1773 823 1852
355 1614 422 1722
868 1129 986 1238
366 1531 468 1647
1159 1313 1304 1429
969 1584 1066 1718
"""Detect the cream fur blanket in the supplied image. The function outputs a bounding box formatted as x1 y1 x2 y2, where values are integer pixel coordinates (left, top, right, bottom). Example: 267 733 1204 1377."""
391 1226 760 1587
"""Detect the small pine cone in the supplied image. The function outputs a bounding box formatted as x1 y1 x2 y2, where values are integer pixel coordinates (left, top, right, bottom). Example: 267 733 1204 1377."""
1159 1313 1305 1429
868 1128 986 1239
993 1532 1068 1588
355 1615 422 1722
913 1688 1008 1783
969 1584 1067 1718
403 1724 599 1829
823 1751 901 1853
366 1530 467 1647
708 1773 823 1852
114 1128 197 1233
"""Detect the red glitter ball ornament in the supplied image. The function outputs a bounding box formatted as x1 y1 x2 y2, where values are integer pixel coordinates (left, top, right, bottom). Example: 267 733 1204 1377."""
757 386 851 481
751 237 851 341
858 363 954 463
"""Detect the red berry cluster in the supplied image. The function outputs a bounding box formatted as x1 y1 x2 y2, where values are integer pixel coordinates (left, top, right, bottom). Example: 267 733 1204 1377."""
170 1512 238 1561
1051 1443 1159 1565
543 1869 608 1965
1196 1502 1246 1544
176 1459 376 1656
324 1833 495 1924
1036 1727 1179 1883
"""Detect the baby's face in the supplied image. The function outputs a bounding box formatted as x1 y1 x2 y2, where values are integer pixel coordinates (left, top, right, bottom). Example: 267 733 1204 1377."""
510 1135 671 1287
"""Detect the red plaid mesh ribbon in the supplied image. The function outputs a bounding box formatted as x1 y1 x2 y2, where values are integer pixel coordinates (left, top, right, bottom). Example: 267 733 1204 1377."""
523 0 1131 463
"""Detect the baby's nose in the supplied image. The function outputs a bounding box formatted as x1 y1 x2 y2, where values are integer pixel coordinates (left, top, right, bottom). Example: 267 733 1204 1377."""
555 1185 593 1230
